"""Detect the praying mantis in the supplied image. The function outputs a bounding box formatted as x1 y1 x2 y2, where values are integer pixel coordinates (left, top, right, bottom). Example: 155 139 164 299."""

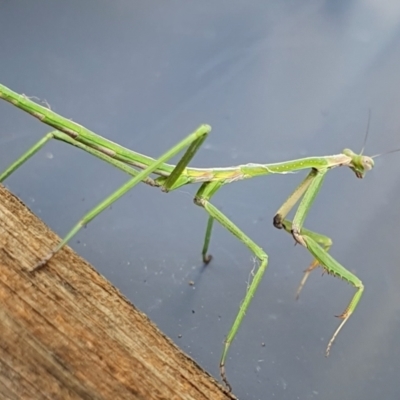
0 82 384 391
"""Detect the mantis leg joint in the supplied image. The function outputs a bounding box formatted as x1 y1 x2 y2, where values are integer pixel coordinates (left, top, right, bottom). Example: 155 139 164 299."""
291 228 307 247
273 213 284 229
193 196 205 207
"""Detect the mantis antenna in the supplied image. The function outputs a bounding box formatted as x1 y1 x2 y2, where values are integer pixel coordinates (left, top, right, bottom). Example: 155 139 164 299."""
360 109 400 159
360 108 371 155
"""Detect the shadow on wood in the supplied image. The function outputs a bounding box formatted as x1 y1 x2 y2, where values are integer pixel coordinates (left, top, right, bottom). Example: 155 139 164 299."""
0 185 236 400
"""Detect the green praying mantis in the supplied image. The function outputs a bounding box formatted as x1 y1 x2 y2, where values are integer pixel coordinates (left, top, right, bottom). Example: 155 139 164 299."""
0 82 390 391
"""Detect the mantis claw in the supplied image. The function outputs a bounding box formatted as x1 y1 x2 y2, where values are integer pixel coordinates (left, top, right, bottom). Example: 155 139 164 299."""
203 253 213 264
219 362 232 393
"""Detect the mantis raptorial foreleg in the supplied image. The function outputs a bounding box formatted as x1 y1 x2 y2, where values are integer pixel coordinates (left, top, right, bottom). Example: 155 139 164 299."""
296 238 333 300
273 169 333 297
278 220 332 299
274 168 364 356
302 236 364 356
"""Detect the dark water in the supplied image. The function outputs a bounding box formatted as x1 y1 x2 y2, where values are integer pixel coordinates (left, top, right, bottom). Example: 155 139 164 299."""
1 2 400 399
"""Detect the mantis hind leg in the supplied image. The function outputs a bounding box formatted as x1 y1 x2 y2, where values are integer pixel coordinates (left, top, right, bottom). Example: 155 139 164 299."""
31 124 211 271
277 218 333 299
0 131 55 182
194 181 269 391
0 130 159 186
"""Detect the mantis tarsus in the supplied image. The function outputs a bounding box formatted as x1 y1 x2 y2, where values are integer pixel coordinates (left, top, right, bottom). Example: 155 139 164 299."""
0 82 382 391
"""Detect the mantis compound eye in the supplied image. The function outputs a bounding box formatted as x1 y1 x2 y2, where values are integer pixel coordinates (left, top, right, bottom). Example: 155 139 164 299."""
361 156 374 171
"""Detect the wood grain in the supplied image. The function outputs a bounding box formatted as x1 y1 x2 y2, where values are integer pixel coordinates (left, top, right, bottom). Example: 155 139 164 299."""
0 184 236 400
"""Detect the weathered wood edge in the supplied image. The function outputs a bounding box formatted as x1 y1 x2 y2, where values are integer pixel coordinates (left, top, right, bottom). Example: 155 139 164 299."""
0 184 237 400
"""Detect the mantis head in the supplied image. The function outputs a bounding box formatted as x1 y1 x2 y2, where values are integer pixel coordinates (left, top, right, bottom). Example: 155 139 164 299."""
341 112 400 179
342 148 374 179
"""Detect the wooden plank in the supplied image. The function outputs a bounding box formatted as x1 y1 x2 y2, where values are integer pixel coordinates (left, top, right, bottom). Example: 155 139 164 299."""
0 184 236 400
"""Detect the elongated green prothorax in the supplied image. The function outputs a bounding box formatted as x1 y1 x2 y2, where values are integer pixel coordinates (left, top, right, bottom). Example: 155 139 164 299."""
0 82 383 392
